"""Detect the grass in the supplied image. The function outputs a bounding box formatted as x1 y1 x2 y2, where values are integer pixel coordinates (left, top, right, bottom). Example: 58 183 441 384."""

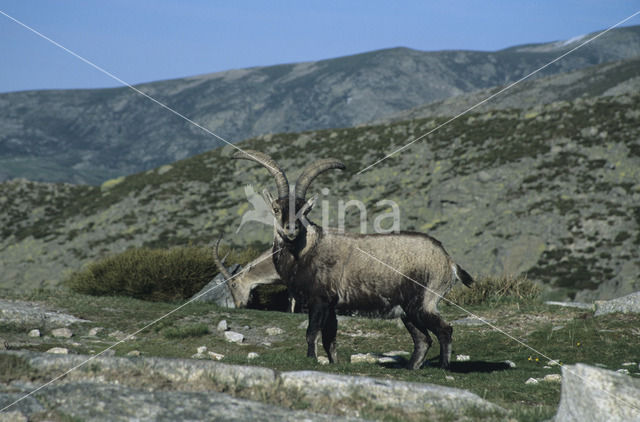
3 284 639 421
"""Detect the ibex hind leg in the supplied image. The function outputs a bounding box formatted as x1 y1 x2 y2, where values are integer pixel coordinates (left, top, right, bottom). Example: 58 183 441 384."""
321 307 338 363
401 316 433 370
423 312 453 369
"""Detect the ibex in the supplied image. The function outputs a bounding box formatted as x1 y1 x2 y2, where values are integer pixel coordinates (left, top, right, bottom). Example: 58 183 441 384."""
213 241 296 312
233 150 474 369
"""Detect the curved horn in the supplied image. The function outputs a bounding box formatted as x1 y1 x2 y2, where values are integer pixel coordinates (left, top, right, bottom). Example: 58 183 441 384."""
232 150 289 199
295 159 345 200
213 237 234 281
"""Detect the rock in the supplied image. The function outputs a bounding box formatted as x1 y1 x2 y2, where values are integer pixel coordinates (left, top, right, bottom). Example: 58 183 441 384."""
525 378 539 385
191 353 207 360
621 362 636 367
8 382 354 422
504 360 516 368
616 369 630 375
208 352 224 361
477 170 492 183
545 301 595 310
46 347 69 354
280 370 506 419
543 374 562 383
247 352 259 360
317 356 330 365
28 329 41 337
88 327 103 336
224 331 244 343
0 299 89 328
298 320 308 329
126 350 141 357
547 360 561 366
350 353 378 364
197 346 208 354
555 363 640 421
445 375 455 381
190 265 241 307
0 338 6 351
217 320 228 332
456 354 471 362
265 327 284 336
51 328 73 338
595 292 640 316
109 330 135 341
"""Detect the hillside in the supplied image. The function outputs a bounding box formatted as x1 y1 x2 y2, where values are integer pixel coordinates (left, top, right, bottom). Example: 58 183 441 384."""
1 92 638 300
1 25 640 184
382 56 640 123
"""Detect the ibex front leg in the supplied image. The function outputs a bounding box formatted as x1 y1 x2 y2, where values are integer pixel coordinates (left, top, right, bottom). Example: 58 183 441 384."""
321 306 338 363
306 302 329 359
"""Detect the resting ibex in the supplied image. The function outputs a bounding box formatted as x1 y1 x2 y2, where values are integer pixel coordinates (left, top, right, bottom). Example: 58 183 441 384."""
213 241 296 312
233 150 474 369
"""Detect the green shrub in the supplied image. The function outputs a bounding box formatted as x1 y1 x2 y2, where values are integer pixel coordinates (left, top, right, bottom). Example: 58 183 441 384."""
162 323 209 339
445 274 541 306
64 245 261 302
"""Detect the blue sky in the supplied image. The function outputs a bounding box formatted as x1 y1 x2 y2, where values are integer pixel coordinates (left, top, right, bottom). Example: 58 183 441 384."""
1 1 639 93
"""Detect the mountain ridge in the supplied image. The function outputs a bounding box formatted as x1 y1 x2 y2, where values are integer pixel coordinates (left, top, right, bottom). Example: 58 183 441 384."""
1 25 640 184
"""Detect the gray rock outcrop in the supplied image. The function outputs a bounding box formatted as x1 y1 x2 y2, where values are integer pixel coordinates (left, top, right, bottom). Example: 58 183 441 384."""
0 350 505 421
554 363 640 421
0 299 89 328
594 291 640 316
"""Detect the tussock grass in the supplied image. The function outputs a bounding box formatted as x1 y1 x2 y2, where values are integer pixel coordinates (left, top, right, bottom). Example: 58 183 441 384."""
162 323 210 339
446 274 541 306
64 245 261 302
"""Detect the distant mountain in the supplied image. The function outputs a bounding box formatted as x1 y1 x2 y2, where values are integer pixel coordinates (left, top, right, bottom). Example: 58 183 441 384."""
381 56 640 123
1 25 640 184
1 92 639 301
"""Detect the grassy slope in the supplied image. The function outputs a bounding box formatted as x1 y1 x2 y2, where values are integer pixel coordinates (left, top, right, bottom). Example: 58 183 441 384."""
2 289 639 421
1 93 639 300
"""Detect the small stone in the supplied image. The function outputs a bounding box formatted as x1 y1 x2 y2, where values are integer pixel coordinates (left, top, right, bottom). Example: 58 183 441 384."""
101 349 116 357
351 353 378 364
109 330 134 341
547 360 561 366
224 331 244 343
446 375 455 381
126 350 141 357
217 320 228 332
621 362 636 367
525 377 539 385
543 366 552 369
191 353 206 360
0 338 7 350
197 346 208 354
317 356 330 365
261 342 272 347
208 351 224 361
616 368 630 375
504 360 516 368
456 354 471 362
543 374 562 383
88 327 103 336
298 320 309 329
383 350 410 357
46 347 69 354
51 328 72 338
247 352 259 360
266 327 284 336
28 329 41 337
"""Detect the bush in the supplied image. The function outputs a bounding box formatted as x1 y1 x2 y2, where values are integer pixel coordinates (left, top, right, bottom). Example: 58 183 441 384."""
64 245 261 302
445 274 541 306
162 323 209 339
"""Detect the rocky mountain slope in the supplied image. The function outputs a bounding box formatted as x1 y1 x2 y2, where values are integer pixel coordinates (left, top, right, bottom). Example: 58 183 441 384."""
1 25 640 184
382 56 640 123
1 91 638 300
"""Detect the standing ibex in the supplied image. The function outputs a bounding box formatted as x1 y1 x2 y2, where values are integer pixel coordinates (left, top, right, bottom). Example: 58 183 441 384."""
233 150 474 369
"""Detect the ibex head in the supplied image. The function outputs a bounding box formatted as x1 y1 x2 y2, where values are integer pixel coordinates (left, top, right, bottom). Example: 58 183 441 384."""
233 150 345 242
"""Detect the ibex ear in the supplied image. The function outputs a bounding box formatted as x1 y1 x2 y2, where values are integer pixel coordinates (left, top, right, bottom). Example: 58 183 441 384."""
299 194 317 216
261 188 275 207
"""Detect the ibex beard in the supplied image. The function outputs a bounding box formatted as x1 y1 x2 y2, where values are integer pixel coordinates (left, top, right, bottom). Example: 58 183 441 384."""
232 150 474 370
